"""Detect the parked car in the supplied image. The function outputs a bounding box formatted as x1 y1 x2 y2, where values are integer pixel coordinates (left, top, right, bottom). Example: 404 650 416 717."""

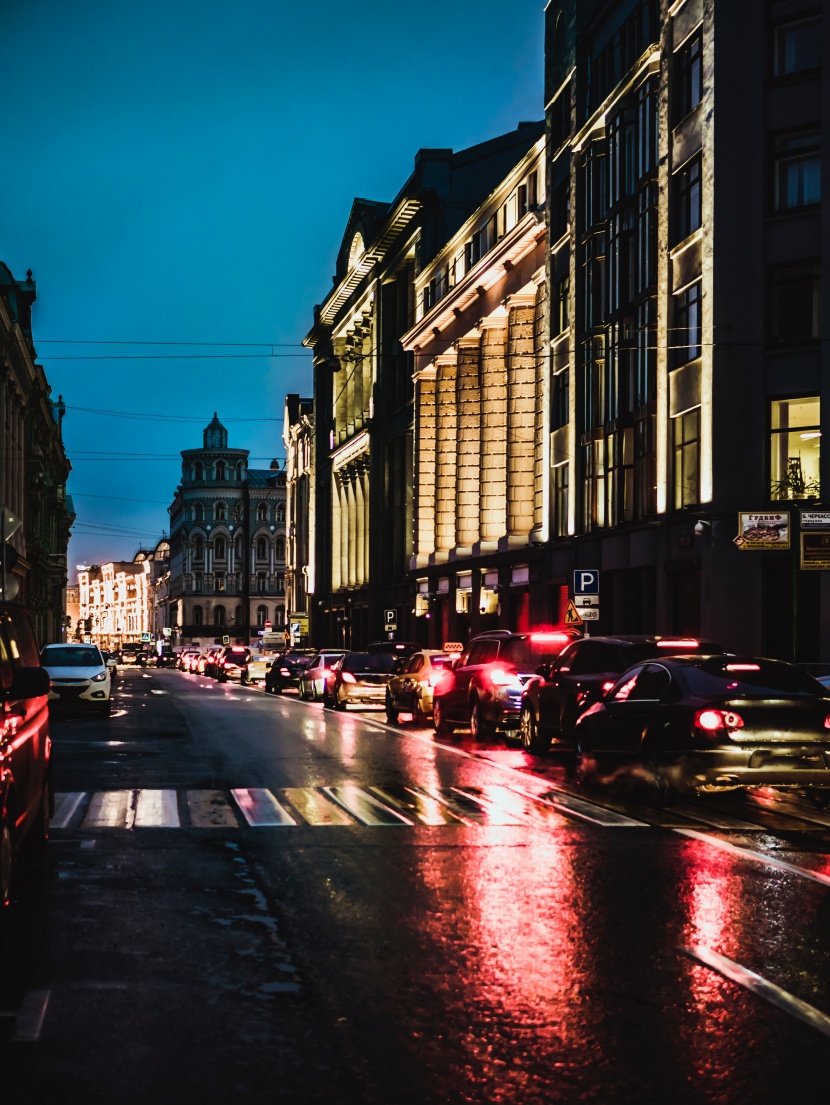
519 635 724 754
0 602 53 907
298 650 347 700
574 655 830 807
178 648 200 671
215 645 252 682
385 650 454 723
119 645 144 666
243 651 279 686
328 651 397 710
41 642 113 716
265 649 317 694
432 629 581 740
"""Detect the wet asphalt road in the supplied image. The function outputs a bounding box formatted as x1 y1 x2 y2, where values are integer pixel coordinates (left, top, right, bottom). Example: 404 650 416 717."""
3 665 830 1104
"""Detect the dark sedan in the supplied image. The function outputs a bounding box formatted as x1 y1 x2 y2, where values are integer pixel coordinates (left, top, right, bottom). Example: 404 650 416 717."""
573 655 830 806
519 635 723 753
264 649 316 694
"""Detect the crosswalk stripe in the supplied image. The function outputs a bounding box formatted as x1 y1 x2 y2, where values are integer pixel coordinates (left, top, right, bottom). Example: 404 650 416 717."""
134 789 179 828
187 790 240 828
82 790 135 829
281 788 354 825
232 788 296 826
466 785 570 827
323 785 413 825
368 786 465 826
51 792 86 829
436 787 526 825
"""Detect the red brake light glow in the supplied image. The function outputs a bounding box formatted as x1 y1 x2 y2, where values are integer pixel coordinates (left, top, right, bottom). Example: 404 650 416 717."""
657 639 700 648
341 672 356 684
320 668 332 679
488 666 520 687
531 632 570 644
602 681 615 693
824 715 830 730
695 708 744 732
724 663 761 671
428 670 451 689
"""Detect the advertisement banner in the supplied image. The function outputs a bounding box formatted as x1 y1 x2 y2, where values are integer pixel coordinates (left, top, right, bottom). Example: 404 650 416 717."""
734 513 790 550
801 533 830 570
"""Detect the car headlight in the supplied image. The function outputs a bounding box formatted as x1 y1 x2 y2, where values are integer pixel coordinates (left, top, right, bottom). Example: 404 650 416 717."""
92 670 108 682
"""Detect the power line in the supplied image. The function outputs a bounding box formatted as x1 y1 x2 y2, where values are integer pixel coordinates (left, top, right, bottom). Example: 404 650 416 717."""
39 353 309 360
71 492 170 505
37 339 306 347
64 405 280 422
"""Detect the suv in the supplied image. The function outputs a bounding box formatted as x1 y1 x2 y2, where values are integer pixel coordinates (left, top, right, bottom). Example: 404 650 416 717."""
0 603 52 907
519 634 724 753
432 629 581 740
265 649 317 694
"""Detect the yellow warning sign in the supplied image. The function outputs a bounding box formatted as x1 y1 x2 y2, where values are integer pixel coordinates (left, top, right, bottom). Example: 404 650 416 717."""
564 600 583 627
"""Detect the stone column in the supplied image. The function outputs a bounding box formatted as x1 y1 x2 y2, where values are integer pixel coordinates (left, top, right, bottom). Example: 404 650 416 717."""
435 354 458 554
354 463 365 586
455 334 481 552
479 314 508 544
362 459 370 587
331 473 342 592
533 279 548 536
414 368 437 562
345 474 357 587
506 292 538 538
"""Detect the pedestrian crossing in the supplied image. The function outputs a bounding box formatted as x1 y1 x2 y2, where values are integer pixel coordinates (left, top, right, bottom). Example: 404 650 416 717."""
49 784 830 834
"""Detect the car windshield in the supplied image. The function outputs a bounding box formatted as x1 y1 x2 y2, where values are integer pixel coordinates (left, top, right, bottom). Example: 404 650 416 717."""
342 653 396 674
682 659 827 698
43 646 101 667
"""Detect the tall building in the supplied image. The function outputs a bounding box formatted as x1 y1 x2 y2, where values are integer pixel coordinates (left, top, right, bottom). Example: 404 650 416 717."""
283 394 314 644
166 415 286 646
77 559 152 647
544 0 829 659
0 262 74 644
304 124 545 649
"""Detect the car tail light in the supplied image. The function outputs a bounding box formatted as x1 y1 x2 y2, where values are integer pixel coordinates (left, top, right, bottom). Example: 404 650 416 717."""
602 681 615 693
488 666 521 688
341 672 357 684
695 708 744 732
280 668 291 676
429 670 452 690
530 632 571 644
824 714 830 730
724 663 761 671
320 668 332 680
657 639 700 648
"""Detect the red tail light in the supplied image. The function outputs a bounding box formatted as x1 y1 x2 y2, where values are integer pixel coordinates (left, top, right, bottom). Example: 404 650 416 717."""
602 681 615 693
320 668 332 680
341 672 357 684
429 670 452 690
657 639 700 649
695 708 744 732
530 632 570 644
488 666 521 688
824 714 830 730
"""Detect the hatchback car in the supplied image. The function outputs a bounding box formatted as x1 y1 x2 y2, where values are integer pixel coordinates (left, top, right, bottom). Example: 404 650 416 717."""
298 650 347 700
329 652 397 710
265 649 317 694
519 635 724 754
215 645 252 682
41 643 113 716
432 629 581 740
386 650 454 723
0 602 52 907
574 655 830 806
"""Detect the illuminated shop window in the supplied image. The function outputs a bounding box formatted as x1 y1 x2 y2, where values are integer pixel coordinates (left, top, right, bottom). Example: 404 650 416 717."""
672 407 700 509
771 397 820 499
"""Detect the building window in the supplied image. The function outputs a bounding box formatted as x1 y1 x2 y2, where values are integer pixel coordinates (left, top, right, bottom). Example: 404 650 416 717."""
275 539 285 560
257 572 267 592
193 605 203 626
553 463 569 537
194 462 204 482
194 536 204 560
553 275 569 337
673 30 702 125
552 369 569 431
276 573 285 595
773 16 821 77
769 261 819 343
672 282 702 368
256 537 267 560
637 77 658 180
276 606 285 627
236 462 244 480
214 536 226 560
773 132 820 210
256 605 268 627
215 461 226 480
214 605 226 626
276 505 285 523
636 412 657 517
771 397 820 499
215 502 227 521
215 573 225 593
194 573 203 593
672 408 701 509
256 502 268 522
673 157 701 244
194 502 204 522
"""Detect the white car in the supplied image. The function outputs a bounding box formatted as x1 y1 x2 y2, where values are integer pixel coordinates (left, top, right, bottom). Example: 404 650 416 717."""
41 643 113 716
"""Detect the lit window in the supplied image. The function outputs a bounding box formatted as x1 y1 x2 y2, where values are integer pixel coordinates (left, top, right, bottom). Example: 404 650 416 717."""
773 17 820 77
672 408 700 509
773 132 820 210
215 573 225 593
771 397 820 500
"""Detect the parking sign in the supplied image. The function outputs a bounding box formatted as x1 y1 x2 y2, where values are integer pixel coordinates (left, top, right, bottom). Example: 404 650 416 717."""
573 570 599 595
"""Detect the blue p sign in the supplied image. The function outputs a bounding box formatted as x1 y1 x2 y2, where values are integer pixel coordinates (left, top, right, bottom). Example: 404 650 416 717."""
573 570 599 595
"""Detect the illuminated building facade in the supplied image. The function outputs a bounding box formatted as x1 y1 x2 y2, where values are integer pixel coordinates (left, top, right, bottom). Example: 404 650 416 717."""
283 394 314 637
304 125 546 648
401 134 557 644
78 559 152 647
167 415 287 646
545 0 829 658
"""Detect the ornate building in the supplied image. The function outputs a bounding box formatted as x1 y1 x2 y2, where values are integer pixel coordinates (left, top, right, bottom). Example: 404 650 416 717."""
0 262 74 644
77 559 152 647
283 394 313 642
167 415 286 646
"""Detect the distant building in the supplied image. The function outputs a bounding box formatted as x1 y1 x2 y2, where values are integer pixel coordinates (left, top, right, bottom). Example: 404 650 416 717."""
0 262 74 644
543 0 829 658
78 559 152 647
283 394 313 644
65 583 80 640
166 415 286 646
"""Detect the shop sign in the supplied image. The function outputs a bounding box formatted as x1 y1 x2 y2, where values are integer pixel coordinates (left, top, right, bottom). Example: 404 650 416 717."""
800 512 830 530
801 533 830 570
733 513 790 550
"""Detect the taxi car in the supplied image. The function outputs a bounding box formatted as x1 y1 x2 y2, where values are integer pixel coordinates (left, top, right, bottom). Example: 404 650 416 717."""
41 642 113 716
385 650 454 723
243 651 278 686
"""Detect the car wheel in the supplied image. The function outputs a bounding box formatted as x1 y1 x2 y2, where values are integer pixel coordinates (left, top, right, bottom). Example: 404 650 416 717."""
519 705 550 754
385 692 399 725
322 693 333 708
1 817 12 908
469 699 493 741
642 759 679 808
807 788 830 811
241 675 249 686
334 692 346 711
573 744 597 788
273 684 283 695
432 698 454 737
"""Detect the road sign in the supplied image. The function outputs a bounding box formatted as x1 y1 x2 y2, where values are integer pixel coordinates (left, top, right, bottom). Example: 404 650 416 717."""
574 595 599 609
264 620 272 630
162 627 172 637
222 635 230 644
384 608 397 629
141 632 152 642
579 608 599 621
573 570 599 595
564 600 583 627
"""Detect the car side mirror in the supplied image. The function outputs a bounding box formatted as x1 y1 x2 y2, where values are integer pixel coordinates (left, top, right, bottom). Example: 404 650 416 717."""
9 665 51 700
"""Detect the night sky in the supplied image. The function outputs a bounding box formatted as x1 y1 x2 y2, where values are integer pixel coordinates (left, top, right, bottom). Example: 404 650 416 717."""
1 0 543 573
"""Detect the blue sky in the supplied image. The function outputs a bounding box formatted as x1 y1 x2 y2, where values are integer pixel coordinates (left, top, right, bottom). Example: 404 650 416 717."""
1 0 543 572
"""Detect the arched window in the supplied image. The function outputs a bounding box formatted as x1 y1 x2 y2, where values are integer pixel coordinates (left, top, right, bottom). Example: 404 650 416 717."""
256 502 268 522
256 537 267 559
256 572 267 592
193 605 203 626
276 504 285 523
195 461 204 482
194 536 204 560
214 536 226 559
194 502 204 522
256 605 268 627
276 606 285 627
235 536 244 560
236 461 244 480
215 502 226 521
275 538 285 560
215 461 226 480
214 605 226 626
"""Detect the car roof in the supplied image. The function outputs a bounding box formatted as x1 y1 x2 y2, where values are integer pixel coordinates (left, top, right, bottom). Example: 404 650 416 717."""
563 634 722 648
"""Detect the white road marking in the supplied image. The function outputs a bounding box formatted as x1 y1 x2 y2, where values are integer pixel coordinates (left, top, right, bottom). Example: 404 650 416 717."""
51 791 86 829
142 675 151 679
281 788 354 825
134 789 180 828
232 788 297 826
673 803 762 832
187 790 240 828
323 785 413 826
675 828 830 888
11 989 51 1042
82 790 135 829
150 689 166 695
680 945 830 1038
506 781 647 827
